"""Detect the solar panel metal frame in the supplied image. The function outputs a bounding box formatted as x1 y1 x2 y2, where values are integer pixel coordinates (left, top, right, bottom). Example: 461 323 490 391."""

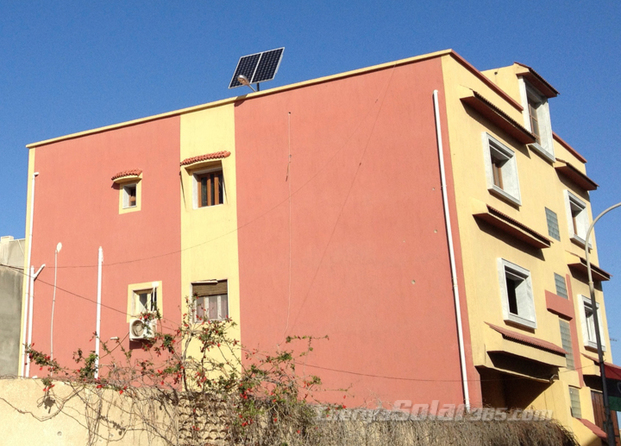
229 47 285 89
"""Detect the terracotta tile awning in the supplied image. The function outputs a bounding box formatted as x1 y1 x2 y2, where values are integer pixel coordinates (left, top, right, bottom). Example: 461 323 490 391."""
554 158 598 191
461 91 536 144
578 418 607 440
111 169 142 182
583 353 621 381
567 253 611 282
486 323 566 356
180 151 231 167
515 62 559 99
474 205 551 249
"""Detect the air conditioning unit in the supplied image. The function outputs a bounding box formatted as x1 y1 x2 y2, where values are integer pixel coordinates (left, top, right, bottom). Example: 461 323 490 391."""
129 318 157 341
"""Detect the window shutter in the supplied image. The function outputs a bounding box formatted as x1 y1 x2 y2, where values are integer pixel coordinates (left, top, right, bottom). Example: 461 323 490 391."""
193 280 228 297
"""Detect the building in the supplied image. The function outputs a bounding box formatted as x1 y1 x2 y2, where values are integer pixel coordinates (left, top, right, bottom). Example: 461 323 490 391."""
1 236 25 376
19 49 616 444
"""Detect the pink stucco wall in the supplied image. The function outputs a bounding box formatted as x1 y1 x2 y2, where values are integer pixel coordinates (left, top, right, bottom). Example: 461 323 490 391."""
28 117 181 370
234 58 475 407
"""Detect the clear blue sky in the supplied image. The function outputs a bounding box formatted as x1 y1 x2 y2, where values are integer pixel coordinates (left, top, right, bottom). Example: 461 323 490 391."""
1 2 620 361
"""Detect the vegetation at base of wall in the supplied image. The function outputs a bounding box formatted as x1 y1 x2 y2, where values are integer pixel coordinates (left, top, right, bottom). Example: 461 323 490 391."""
24 297 344 445
22 298 579 446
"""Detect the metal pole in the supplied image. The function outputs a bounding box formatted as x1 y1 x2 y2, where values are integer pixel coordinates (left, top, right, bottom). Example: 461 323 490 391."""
585 201 621 445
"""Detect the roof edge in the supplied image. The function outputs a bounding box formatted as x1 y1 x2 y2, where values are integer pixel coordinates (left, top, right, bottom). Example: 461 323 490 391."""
28 49 521 149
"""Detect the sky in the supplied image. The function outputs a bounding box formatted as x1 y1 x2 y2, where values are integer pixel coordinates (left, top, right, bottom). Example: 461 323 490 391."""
1 2 620 360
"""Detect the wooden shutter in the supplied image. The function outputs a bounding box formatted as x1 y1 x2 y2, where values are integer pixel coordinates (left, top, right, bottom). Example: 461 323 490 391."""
193 280 228 297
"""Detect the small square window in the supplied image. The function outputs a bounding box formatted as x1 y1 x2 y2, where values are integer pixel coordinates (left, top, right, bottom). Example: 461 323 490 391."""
581 295 606 351
123 184 137 208
498 259 536 329
127 281 162 320
483 133 521 206
564 191 589 246
545 208 560 241
118 179 141 214
132 288 157 315
194 166 224 208
192 280 228 321
554 273 568 299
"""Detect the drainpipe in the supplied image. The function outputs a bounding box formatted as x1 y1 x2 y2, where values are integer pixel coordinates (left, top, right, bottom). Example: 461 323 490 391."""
21 172 38 377
95 246 103 379
25 263 45 377
50 242 62 360
433 90 471 410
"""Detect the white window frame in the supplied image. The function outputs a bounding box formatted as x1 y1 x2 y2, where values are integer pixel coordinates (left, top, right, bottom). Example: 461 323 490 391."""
498 259 536 329
519 80 554 162
564 190 589 247
132 286 159 316
192 164 225 210
580 295 606 351
483 133 521 206
122 183 138 209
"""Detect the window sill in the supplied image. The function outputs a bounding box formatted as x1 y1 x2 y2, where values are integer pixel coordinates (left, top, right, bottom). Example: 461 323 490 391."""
120 204 141 214
194 203 226 211
585 342 606 353
570 234 587 249
528 142 555 163
489 186 521 207
505 314 537 330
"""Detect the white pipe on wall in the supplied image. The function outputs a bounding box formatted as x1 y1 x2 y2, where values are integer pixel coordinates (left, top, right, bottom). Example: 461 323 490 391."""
95 247 103 379
433 90 471 410
25 263 45 377
21 172 38 377
50 243 61 360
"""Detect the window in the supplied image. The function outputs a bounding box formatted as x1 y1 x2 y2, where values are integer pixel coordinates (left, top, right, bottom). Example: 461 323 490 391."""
564 191 589 245
123 184 137 208
527 94 542 145
133 288 157 315
559 319 575 369
483 133 521 206
580 295 606 351
520 81 554 161
520 79 555 162
127 281 162 320
498 259 536 329
192 280 228 321
117 179 141 214
194 167 224 208
569 387 582 418
545 208 560 241
554 273 568 299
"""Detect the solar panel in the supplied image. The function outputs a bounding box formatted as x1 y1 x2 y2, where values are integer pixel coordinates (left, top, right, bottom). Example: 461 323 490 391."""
229 47 284 89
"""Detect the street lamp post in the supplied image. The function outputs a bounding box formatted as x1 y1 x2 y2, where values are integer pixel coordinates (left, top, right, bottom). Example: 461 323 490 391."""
585 202 621 446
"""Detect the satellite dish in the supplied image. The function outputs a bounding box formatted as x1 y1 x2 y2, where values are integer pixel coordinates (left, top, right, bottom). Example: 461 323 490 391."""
229 47 285 91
